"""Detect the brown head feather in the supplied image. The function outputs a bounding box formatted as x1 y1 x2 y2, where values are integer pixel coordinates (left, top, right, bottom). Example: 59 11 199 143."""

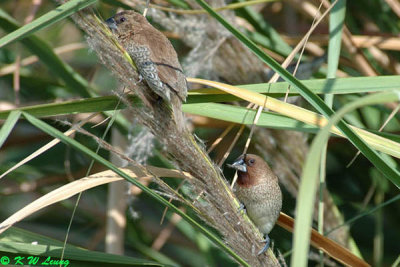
237 154 277 188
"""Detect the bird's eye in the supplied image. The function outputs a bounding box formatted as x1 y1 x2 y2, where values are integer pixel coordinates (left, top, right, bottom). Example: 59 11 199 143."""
119 17 126 23
248 159 255 165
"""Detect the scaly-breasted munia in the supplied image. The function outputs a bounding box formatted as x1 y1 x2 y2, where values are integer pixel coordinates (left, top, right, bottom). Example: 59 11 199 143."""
229 154 282 255
105 11 187 107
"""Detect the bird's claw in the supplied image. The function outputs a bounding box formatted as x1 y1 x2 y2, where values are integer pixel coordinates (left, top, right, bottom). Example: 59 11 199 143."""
257 235 270 255
137 74 143 84
238 202 246 213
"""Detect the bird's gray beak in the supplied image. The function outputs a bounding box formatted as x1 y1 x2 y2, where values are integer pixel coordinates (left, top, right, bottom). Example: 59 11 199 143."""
227 155 247 173
105 17 117 31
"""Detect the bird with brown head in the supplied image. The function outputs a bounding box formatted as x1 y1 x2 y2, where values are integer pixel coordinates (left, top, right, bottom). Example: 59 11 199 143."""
229 154 282 255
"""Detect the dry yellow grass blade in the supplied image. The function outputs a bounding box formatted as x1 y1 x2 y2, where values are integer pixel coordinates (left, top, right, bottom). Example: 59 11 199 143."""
0 166 192 235
0 113 100 180
0 129 76 180
187 78 400 158
189 78 332 128
0 42 86 76
283 35 400 51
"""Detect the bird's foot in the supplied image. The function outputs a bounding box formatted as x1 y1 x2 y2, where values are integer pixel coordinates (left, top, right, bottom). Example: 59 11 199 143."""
136 74 144 84
257 235 270 255
238 203 246 213
132 74 144 86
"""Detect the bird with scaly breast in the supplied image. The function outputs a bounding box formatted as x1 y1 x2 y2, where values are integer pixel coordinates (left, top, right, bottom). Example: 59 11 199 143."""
229 154 282 255
105 11 187 124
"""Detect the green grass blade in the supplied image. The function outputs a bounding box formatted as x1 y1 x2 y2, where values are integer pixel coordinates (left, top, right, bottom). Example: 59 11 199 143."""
0 0 97 48
225 75 400 96
327 0 346 80
189 75 400 103
0 9 92 97
0 96 127 119
318 1 347 262
1 227 165 266
0 110 21 149
293 91 400 267
21 112 249 267
183 102 318 132
325 0 346 103
292 129 322 267
237 0 294 56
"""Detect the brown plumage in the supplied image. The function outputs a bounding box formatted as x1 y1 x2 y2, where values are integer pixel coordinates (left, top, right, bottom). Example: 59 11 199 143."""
229 154 282 255
105 10 187 106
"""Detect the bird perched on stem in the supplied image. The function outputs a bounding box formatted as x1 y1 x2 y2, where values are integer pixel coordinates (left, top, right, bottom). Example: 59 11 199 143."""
105 11 187 127
228 154 282 255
